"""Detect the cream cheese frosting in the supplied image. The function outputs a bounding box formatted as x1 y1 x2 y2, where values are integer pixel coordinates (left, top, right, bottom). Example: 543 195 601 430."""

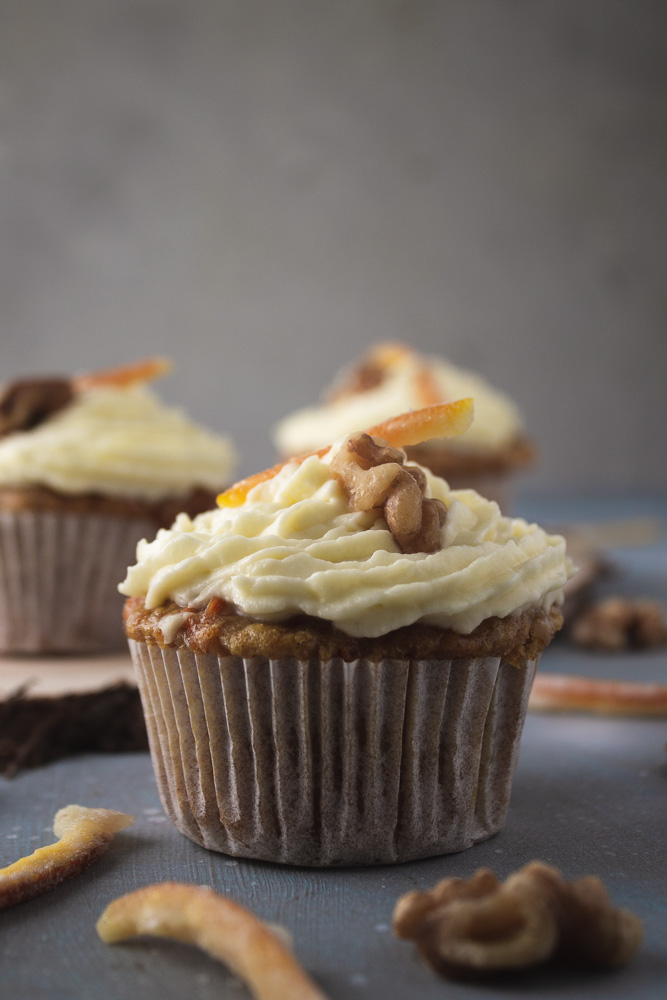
274 351 524 457
0 385 236 501
120 447 573 638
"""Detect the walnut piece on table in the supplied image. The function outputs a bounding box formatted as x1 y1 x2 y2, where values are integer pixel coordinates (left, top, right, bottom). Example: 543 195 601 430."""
329 432 446 554
572 597 667 651
393 862 642 979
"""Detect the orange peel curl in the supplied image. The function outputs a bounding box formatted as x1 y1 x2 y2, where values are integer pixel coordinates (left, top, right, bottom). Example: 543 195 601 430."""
97 882 328 1000
217 398 474 509
529 673 667 716
365 341 417 370
367 342 455 408
363 397 473 448
72 357 173 393
326 341 458 409
0 805 134 910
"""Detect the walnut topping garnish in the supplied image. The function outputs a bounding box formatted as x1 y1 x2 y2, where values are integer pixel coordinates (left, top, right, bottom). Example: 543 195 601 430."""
325 343 413 403
572 597 667 651
0 359 172 440
326 358 386 401
393 862 643 978
325 342 447 410
0 378 75 438
329 432 446 554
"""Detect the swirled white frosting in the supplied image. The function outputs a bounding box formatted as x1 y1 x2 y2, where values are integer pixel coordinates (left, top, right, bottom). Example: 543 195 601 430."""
0 385 236 501
274 353 524 456
120 448 573 637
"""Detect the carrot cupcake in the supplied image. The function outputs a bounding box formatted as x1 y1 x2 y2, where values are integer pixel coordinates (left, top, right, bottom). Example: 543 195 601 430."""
121 401 573 866
0 359 236 653
273 343 534 509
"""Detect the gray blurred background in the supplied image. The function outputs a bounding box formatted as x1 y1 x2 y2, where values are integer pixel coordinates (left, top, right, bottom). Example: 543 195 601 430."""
1 0 665 492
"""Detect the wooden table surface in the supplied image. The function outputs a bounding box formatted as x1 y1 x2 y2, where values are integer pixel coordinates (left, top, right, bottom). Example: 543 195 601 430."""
1 494 666 999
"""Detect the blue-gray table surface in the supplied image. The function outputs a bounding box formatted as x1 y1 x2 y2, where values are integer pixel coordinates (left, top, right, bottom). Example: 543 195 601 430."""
1 494 666 1000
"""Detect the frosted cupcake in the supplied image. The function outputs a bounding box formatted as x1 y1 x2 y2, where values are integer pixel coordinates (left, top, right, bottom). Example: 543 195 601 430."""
0 359 236 653
273 343 534 510
121 401 572 866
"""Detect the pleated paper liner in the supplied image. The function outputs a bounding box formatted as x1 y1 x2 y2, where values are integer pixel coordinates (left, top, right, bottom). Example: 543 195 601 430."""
129 640 537 866
0 510 155 653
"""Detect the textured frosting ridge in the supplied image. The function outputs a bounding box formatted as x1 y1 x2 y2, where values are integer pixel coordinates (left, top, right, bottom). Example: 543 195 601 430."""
120 448 573 638
274 353 524 456
0 385 236 500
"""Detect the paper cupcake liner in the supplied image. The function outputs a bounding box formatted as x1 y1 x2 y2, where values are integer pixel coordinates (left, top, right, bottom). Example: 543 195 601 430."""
129 640 537 866
0 510 155 654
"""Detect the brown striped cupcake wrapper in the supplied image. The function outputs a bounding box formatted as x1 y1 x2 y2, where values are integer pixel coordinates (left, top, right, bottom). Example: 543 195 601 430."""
129 640 537 866
0 510 155 654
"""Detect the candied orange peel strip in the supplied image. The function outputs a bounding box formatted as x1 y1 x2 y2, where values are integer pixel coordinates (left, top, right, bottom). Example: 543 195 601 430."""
529 673 667 716
97 882 328 1000
0 805 134 910
371 342 448 407
217 448 329 508
364 397 473 448
366 342 443 407
414 368 443 407
72 357 173 393
218 398 474 508
330 341 453 408
366 341 416 369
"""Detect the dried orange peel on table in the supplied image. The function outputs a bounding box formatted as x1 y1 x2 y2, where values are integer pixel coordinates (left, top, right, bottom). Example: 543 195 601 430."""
218 398 474 508
0 805 134 910
529 674 667 716
97 882 328 1000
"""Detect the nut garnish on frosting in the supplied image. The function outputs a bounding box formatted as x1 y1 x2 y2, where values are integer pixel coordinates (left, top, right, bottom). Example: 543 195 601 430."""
0 357 236 501
0 357 171 439
327 342 440 408
326 342 415 402
218 397 474 509
275 342 526 456
330 432 446 554
121 401 574 640
0 379 75 438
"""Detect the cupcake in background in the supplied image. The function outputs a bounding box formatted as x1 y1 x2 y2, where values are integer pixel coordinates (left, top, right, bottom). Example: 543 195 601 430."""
0 358 236 653
273 343 534 510
121 400 572 866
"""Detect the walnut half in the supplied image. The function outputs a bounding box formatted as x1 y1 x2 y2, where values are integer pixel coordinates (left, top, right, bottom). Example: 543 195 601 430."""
393 862 643 979
0 378 75 438
329 432 446 554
